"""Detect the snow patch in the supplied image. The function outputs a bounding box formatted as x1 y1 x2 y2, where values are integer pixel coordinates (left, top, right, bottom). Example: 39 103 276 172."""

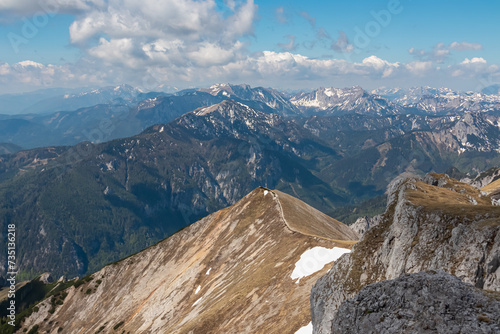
193 297 202 306
206 268 211 275
159 126 164 133
295 322 313 334
264 190 269 196
195 285 201 294
291 247 351 284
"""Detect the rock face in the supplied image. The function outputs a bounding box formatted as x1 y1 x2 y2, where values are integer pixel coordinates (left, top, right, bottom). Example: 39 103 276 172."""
19 187 357 334
349 215 382 237
311 172 500 334
332 271 500 334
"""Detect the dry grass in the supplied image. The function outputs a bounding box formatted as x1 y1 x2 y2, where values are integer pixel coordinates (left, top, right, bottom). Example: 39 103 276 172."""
482 178 500 194
274 189 359 242
27 186 355 334
0 281 28 302
406 179 500 217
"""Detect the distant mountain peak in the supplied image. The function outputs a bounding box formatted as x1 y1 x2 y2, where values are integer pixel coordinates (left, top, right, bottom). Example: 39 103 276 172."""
189 100 266 123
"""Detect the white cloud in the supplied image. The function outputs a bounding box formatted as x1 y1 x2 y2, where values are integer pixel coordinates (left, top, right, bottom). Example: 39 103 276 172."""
69 0 257 45
16 60 44 68
66 0 257 79
188 41 245 67
450 42 483 51
0 0 105 21
405 61 433 75
88 38 141 68
0 0 497 95
2 52 500 93
461 57 487 65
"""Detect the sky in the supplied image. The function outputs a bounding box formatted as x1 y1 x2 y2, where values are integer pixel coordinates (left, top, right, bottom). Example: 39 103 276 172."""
0 0 499 94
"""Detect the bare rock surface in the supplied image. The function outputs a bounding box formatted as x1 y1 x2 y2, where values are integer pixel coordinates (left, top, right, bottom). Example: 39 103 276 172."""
332 271 500 334
311 173 500 334
350 215 383 237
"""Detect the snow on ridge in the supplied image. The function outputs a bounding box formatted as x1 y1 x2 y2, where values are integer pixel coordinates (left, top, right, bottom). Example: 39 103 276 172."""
295 322 313 334
195 285 201 294
291 247 351 284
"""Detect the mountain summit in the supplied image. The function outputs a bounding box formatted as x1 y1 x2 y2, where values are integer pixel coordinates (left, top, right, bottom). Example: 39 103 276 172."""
20 187 357 333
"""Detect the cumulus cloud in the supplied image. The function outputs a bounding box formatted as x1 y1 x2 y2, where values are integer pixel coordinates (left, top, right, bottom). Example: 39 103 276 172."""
451 57 495 78
0 1 498 93
0 61 78 90
68 0 257 72
461 57 487 65
2 52 500 93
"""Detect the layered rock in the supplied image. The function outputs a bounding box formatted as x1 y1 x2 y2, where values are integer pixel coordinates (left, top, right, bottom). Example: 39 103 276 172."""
19 187 357 334
332 271 500 334
311 173 500 334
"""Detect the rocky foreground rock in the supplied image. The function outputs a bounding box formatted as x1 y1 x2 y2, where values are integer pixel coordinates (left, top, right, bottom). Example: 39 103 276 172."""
332 271 500 334
311 172 500 334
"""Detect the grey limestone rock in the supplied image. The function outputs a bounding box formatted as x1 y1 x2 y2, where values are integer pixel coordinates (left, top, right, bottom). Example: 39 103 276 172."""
332 271 500 334
311 172 500 334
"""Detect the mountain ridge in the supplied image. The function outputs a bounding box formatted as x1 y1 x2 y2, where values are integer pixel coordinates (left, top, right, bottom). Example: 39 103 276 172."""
17 187 357 334
311 172 500 333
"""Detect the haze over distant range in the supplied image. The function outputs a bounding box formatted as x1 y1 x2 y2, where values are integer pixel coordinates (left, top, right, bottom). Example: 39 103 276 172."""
0 0 499 93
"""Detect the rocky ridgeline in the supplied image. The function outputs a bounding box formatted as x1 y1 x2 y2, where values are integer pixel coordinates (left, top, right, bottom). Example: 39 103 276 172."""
18 188 357 334
312 172 500 334
332 271 500 334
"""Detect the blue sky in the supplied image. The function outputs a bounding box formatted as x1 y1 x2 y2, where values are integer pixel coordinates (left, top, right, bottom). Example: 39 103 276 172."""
0 0 498 93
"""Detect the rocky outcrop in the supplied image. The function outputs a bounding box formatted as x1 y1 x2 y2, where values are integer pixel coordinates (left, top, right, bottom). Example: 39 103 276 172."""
311 172 500 334
332 271 500 334
39 273 53 284
349 215 382 237
462 167 500 189
19 187 356 334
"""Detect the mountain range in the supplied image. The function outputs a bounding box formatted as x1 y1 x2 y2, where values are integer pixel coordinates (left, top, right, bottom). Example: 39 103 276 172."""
0 100 347 280
2 83 500 281
2 83 500 150
6 172 500 334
